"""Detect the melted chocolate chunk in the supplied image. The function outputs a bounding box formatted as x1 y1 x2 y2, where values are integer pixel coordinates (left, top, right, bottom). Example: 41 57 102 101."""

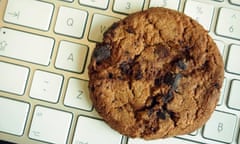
154 77 162 86
157 110 166 120
135 69 143 80
108 73 113 79
93 44 111 64
163 72 175 85
154 44 170 58
126 27 135 34
120 61 131 75
172 73 182 90
176 60 187 70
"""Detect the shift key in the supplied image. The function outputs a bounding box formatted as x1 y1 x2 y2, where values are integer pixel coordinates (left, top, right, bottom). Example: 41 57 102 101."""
0 28 54 65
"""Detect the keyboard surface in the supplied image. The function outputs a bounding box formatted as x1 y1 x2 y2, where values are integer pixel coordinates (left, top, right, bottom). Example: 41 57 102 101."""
0 0 240 144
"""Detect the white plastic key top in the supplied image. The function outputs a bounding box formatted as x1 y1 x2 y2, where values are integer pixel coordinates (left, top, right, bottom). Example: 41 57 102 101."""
4 0 53 31
0 97 29 136
128 137 199 144
64 78 93 111
0 28 54 65
0 62 29 95
203 111 237 143
113 0 145 14
89 14 120 42
55 6 88 38
72 116 122 144
30 70 63 103
216 8 240 40
55 41 88 73
184 0 214 31
228 80 240 110
29 106 72 144
79 0 109 9
226 44 240 75
149 0 180 10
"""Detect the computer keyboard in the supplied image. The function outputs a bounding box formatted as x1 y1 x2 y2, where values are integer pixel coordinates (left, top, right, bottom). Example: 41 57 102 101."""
0 0 239 144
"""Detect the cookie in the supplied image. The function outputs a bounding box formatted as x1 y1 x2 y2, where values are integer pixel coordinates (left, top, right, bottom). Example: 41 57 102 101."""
88 7 224 140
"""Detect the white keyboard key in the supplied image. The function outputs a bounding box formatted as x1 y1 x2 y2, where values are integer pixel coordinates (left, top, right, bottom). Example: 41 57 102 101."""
113 0 145 14
184 0 214 31
214 40 225 56
230 0 240 6
55 6 88 38
55 41 88 73
0 97 29 136
226 44 240 74
29 106 72 144
72 116 122 144
149 0 180 10
79 0 109 9
0 62 29 95
0 28 54 65
64 78 93 111
128 137 199 144
30 70 63 103
216 8 240 40
228 80 240 110
89 14 120 42
203 111 237 143
4 0 53 31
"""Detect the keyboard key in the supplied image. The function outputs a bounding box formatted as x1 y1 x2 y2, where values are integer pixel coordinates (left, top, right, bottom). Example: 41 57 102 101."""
113 0 145 14
72 116 122 144
228 80 240 110
128 137 200 144
226 44 240 74
30 70 63 103
230 0 240 6
149 0 180 10
216 8 240 40
203 111 237 143
0 62 29 95
0 97 29 136
0 28 54 65
214 40 225 56
64 78 93 111
55 6 88 38
55 41 88 73
29 106 72 144
88 14 120 42
79 0 109 9
184 0 214 31
4 0 53 31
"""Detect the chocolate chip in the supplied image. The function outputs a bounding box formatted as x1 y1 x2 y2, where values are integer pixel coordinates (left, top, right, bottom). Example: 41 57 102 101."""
163 90 173 103
172 73 182 90
154 77 162 86
93 44 111 64
157 110 166 120
119 61 131 75
126 27 135 34
176 60 187 70
108 73 113 79
214 83 220 89
163 72 175 85
135 70 143 80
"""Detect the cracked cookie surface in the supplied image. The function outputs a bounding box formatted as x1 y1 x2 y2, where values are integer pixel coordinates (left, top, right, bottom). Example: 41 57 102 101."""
88 7 224 140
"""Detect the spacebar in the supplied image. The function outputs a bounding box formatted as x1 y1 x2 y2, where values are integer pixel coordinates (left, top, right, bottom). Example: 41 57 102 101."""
0 28 54 65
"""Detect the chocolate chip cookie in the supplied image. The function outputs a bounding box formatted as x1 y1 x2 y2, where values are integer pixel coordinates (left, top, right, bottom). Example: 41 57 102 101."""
88 7 224 139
